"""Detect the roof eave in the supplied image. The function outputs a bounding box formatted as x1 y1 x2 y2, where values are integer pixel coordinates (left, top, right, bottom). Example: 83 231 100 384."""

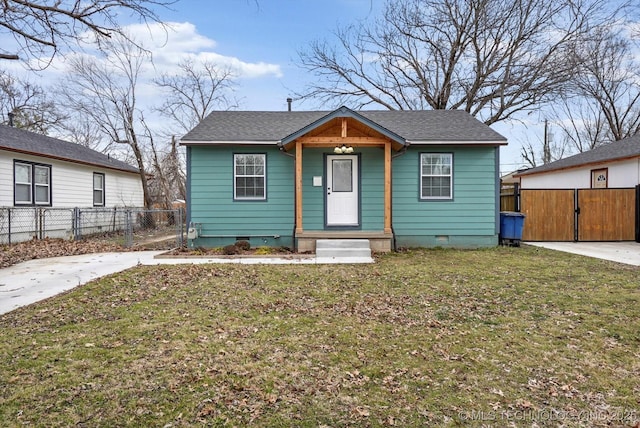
515 153 640 178
408 139 508 146
0 146 139 174
179 140 279 146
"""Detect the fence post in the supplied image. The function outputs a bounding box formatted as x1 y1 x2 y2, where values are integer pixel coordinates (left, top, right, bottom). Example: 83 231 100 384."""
574 189 579 242
636 185 640 243
125 209 133 247
7 208 11 245
37 208 43 240
72 208 78 240
514 183 520 212
112 207 117 232
178 207 184 247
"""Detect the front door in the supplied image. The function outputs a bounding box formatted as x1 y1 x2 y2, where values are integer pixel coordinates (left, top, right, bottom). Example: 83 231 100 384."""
326 155 359 226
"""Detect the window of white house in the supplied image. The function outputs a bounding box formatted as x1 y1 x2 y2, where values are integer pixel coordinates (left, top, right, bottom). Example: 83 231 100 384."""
14 161 51 205
591 168 607 189
93 173 105 206
420 153 453 200
234 154 266 200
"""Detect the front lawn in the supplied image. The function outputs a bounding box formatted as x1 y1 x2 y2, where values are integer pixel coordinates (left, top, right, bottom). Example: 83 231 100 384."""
1 246 639 426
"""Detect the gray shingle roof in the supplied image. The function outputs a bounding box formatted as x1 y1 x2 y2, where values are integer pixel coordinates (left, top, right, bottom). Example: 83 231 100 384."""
0 124 139 173
517 135 640 176
181 108 507 143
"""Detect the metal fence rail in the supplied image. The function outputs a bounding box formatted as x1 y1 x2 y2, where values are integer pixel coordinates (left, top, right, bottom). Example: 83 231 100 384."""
0 207 184 247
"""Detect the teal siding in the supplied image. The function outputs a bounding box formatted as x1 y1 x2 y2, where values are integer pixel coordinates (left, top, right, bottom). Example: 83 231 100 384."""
186 144 498 249
360 148 385 230
392 146 498 248
301 148 325 230
188 145 295 248
301 147 384 231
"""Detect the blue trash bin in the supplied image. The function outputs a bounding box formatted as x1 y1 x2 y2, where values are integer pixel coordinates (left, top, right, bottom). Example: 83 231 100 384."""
499 211 525 246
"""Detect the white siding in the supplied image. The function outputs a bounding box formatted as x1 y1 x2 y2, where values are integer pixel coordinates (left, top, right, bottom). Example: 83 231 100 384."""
520 158 640 189
0 150 13 205
106 171 145 206
0 149 143 207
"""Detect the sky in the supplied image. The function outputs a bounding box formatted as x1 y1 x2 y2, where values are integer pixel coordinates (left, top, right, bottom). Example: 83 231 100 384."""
2 0 533 174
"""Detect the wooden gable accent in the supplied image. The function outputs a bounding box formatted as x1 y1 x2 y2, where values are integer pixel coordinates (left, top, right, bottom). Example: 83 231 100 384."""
291 117 395 235
290 117 402 150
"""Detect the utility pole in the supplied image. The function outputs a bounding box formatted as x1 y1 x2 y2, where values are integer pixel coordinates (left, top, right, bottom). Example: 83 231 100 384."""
543 119 551 164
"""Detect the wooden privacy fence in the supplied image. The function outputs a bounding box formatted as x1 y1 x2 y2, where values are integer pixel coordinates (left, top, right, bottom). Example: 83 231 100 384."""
520 189 575 241
517 187 639 242
500 184 519 212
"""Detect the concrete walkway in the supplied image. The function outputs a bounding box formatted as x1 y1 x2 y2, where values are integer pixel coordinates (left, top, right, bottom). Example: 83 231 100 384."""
0 251 373 316
526 241 640 266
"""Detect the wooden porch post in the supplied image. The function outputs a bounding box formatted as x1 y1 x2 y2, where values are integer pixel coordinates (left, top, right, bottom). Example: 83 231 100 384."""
384 142 392 233
295 141 303 234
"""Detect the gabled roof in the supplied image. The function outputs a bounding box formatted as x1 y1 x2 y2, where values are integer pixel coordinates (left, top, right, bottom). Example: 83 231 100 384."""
517 135 640 177
180 107 507 145
280 106 406 146
0 124 139 174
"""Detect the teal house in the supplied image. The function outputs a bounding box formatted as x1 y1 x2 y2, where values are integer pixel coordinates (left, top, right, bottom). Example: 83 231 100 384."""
181 106 507 252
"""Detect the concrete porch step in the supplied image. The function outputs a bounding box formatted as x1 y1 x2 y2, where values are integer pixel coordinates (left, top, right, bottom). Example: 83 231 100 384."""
315 239 372 262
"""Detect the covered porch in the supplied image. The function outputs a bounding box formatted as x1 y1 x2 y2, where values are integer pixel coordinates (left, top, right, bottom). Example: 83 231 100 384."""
278 107 407 252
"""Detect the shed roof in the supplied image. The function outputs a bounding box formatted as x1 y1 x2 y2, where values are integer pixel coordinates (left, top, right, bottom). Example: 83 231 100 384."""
516 135 640 177
0 124 139 174
181 107 507 145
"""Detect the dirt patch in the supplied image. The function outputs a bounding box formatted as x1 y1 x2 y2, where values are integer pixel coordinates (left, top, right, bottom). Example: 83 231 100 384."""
164 245 308 257
0 238 309 270
0 236 175 269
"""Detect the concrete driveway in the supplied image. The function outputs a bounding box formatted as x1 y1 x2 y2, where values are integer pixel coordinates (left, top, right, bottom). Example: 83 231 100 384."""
526 241 640 266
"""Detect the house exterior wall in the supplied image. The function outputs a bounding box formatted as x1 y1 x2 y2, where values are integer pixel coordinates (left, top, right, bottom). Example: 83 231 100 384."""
0 149 143 208
519 158 640 189
187 145 295 248
392 146 499 248
187 144 500 249
301 147 384 231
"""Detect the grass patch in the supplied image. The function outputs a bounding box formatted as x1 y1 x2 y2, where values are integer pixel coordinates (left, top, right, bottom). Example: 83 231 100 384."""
1 246 639 426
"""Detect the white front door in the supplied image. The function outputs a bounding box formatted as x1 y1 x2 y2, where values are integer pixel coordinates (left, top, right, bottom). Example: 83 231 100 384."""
326 155 359 226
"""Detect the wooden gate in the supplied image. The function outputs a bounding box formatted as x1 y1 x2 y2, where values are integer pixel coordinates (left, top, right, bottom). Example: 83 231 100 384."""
577 189 636 241
520 189 575 241
519 188 638 241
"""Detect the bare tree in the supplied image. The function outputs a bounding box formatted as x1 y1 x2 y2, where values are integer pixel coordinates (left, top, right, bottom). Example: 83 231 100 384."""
0 0 172 67
0 70 65 132
154 59 238 133
151 59 237 209
553 26 640 150
298 0 621 125
147 134 186 211
57 117 104 149
57 35 154 211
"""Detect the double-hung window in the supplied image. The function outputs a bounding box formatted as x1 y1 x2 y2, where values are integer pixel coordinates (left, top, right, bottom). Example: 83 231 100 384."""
14 161 51 206
234 154 266 200
93 173 105 206
420 153 453 200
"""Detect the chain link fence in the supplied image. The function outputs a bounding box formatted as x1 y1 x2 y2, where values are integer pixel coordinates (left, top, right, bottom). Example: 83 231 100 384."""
0 207 185 248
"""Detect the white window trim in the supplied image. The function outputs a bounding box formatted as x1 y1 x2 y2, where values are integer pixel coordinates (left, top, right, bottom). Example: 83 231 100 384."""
14 161 51 206
233 154 266 200
33 165 50 205
14 163 33 204
420 153 453 200
93 172 105 206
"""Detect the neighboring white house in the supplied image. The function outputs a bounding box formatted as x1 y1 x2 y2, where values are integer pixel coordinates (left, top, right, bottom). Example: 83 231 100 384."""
516 136 640 189
0 124 143 208
0 124 144 243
